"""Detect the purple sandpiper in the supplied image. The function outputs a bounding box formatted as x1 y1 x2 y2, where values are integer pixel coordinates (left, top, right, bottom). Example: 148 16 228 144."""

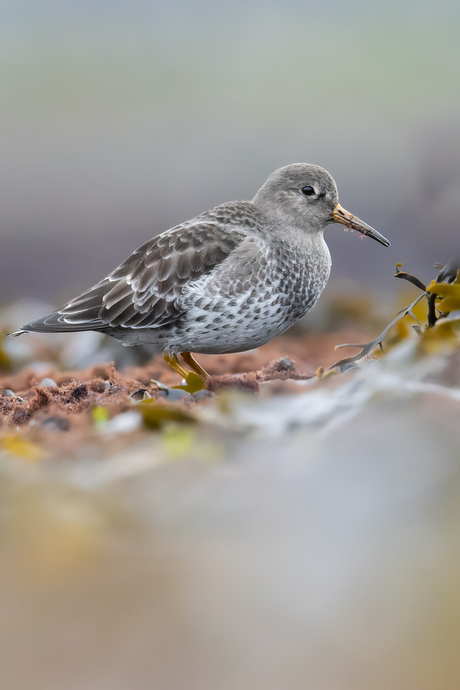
10 164 390 381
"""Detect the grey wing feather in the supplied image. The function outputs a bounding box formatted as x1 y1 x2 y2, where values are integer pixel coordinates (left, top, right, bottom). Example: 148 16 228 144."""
17 222 246 334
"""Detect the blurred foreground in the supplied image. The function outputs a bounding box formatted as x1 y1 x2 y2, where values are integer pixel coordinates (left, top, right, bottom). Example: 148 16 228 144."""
1 277 460 689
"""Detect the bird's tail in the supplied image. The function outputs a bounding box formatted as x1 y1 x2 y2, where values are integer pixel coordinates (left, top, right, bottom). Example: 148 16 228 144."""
7 313 104 337
7 329 27 338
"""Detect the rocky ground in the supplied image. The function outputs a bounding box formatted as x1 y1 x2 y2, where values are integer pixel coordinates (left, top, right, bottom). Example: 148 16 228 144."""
0 320 378 460
1 283 460 690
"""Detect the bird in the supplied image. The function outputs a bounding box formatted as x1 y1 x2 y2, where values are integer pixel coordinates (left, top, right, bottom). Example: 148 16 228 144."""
9 164 390 382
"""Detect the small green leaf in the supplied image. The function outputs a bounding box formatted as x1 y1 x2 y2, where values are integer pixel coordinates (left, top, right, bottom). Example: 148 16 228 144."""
1 434 45 462
162 424 196 458
92 407 110 427
140 402 196 430
172 372 205 394
427 274 460 313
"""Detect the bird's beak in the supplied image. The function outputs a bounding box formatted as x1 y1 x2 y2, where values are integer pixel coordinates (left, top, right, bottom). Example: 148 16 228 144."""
332 204 390 247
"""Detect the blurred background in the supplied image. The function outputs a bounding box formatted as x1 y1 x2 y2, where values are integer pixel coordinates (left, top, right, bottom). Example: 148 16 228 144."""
2 4 460 690
1 0 459 309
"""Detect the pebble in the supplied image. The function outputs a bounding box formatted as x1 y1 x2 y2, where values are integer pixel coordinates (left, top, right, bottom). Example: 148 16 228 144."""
158 387 193 402
131 388 151 401
98 381 112 392
278 357 295 371
2 389 15 398
38 378 58 388
71 383 88 401
192 390 215 401
42 415 70 432
98 410 141 435
90 380 111 393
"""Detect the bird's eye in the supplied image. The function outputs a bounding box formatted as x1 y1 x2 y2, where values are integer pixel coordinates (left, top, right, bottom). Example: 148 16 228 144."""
301 186 315 197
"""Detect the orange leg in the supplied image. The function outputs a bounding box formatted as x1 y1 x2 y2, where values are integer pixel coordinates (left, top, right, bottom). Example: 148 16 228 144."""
163 352 190 380
180 352 209 380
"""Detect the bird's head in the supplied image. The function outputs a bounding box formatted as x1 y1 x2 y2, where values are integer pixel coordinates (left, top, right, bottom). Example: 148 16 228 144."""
253 163 390 247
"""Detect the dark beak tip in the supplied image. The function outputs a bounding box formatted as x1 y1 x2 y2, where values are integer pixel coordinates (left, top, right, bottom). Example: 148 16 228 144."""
375 235 391 248
361 226 391 248
361 230 391 248
378 235 391 248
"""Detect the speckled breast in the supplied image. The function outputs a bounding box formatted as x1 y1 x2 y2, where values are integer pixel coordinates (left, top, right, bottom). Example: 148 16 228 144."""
163 235 332 355
267 241 331 327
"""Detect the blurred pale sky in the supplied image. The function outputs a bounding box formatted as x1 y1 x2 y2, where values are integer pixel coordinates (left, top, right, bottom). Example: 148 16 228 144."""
1 0 459 303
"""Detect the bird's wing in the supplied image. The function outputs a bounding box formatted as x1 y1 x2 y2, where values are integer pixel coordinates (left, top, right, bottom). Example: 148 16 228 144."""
20 222 247 333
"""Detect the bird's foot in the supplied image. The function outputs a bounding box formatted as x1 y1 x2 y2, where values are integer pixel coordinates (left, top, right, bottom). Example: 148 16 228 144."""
163 352 208 393
180 352 209 380
163 352 190 380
